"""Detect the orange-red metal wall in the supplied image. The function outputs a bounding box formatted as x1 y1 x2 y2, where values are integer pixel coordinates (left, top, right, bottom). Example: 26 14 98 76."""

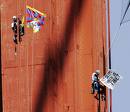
1 0 107 112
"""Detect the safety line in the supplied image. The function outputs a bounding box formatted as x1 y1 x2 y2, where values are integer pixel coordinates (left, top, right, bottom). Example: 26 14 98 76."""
105 25 121 69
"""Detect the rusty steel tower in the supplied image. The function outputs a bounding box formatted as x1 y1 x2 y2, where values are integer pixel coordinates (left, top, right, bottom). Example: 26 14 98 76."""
0 0 110 112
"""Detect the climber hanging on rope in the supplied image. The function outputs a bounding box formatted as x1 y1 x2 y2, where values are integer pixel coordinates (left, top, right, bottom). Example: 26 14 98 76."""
91 70 100 95
11 16 18 44
18 17 25 42
11 15 25 44
91 70 106 101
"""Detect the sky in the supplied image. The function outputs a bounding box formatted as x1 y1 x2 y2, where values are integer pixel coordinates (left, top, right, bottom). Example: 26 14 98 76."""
110 0 130 112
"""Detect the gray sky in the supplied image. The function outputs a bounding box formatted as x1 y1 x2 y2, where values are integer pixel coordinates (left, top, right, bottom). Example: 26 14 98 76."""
110 0 130 112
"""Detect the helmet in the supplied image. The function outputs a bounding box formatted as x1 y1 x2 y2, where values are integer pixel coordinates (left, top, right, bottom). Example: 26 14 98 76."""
12 16 16 19
95 70 100 75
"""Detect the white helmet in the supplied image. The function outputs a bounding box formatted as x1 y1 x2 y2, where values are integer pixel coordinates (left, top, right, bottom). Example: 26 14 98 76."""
95 70 100 75
12 16 16 19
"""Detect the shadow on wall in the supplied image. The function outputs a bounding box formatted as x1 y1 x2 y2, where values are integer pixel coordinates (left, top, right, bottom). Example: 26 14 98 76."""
34 0 86 112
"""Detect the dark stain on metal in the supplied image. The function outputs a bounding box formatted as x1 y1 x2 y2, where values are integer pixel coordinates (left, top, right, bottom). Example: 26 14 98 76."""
67 105 70 111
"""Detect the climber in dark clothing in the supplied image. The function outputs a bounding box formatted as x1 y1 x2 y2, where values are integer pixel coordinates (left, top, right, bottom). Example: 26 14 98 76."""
91 70 106 101
11 16 18 44
91 70 100 94
18 18 24 42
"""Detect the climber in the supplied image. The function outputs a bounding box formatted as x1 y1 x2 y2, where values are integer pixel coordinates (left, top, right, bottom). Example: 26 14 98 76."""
91 70 106 101
91 70 100 95
11 16 18 44
18 18 24 42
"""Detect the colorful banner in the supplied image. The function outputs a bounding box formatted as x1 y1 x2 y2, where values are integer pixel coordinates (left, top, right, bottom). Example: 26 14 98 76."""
100 69 122 90
26 5 46 33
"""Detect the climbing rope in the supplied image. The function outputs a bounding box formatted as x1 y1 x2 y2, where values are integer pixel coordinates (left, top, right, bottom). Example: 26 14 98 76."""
105 24 121 70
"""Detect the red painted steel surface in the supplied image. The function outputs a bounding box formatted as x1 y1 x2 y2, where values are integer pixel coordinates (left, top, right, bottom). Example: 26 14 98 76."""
1 0 108 112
